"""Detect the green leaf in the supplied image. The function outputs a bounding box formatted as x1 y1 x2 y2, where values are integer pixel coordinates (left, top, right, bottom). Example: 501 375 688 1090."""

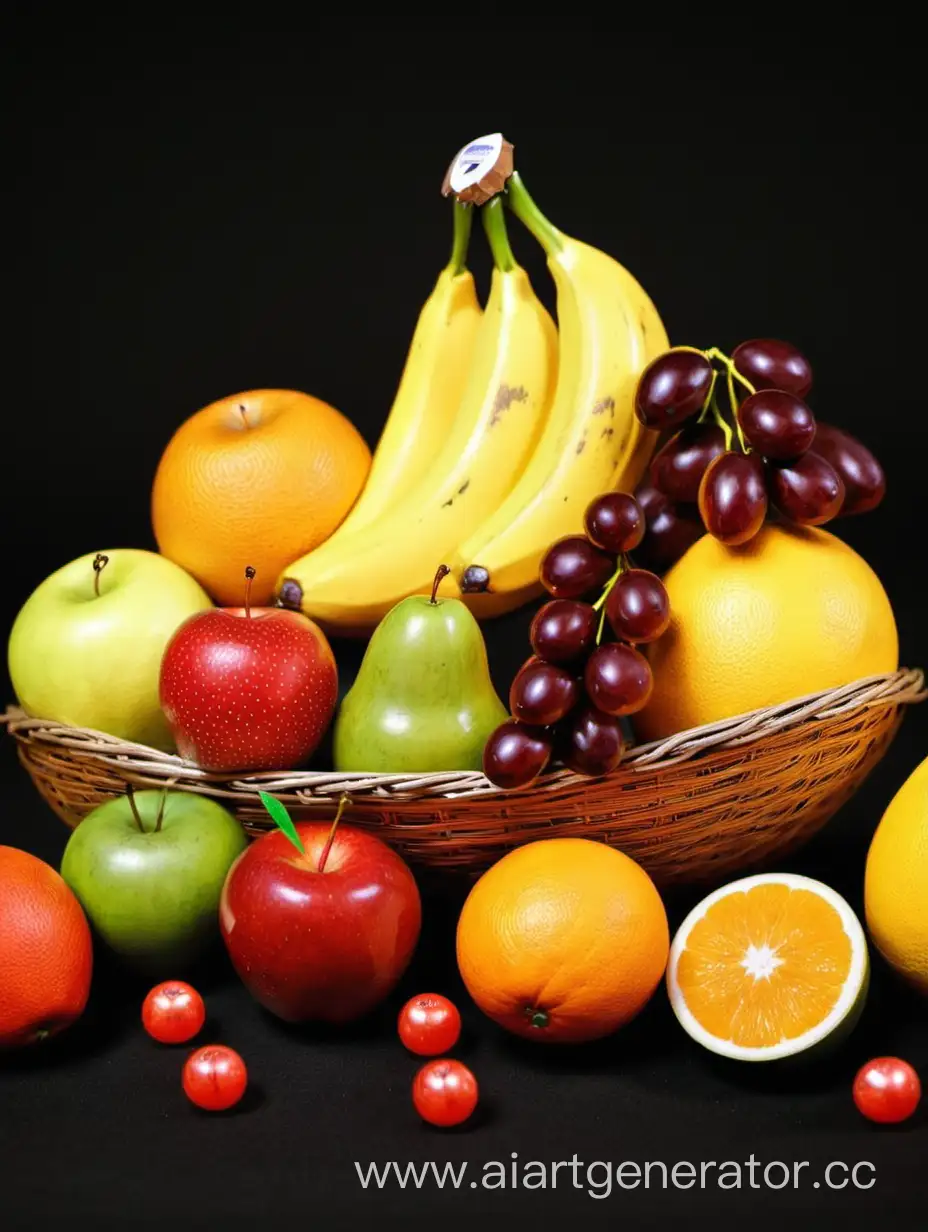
259 791 304 855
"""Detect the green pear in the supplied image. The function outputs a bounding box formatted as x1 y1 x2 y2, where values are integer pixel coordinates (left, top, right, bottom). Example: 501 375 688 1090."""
333 568 508 773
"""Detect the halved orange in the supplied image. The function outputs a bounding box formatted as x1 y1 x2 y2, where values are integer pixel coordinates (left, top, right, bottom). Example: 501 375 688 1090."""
667 873 868 1062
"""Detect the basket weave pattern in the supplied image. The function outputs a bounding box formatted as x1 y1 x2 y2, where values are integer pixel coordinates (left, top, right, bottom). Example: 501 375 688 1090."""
4 669 924 887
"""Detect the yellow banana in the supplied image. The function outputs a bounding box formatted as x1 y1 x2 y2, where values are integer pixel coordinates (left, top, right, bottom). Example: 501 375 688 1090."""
278 198 558 634
445 173 668 618
322 202 482 547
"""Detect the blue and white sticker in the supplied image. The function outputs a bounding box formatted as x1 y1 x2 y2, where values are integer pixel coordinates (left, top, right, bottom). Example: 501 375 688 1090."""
448 133 504 194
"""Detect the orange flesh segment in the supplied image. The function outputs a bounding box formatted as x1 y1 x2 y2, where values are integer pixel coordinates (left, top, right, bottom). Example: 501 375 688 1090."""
676 884 852 1048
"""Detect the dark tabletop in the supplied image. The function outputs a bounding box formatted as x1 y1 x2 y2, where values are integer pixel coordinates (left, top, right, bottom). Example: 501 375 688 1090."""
2 21 925 1231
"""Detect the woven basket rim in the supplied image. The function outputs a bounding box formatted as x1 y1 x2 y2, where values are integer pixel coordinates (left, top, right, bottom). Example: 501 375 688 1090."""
3 668 924 801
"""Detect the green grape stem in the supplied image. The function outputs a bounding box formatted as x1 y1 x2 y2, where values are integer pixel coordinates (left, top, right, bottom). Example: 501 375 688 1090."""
702 347 755 454
592 557 628 645
697 369 719 424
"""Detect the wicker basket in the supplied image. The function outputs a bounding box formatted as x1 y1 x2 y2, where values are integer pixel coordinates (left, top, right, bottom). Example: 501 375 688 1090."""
3 668 924 887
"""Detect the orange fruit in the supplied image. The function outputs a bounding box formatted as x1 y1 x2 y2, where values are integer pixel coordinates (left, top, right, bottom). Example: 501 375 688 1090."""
667 872 869 1061
456 838 669 1043
636 524 898 743
152 389 371 606
865 754 928 995
0 846 94 1048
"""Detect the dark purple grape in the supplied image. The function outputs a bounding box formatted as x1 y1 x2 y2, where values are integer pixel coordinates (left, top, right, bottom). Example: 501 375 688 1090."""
634 480 669 521
768 452 845 526
640 506 703 571
732 339 813 398
585 643 653 716
540 536 614 599
635 482 703 571
698 452 767 546
812 422 886 515
561 704 625 777
530 600 597 665
484 720 552 789
584 492 644 553
509 657 579 726
605 568 671 644
635 349 713 429
650 423 727 503
737 390 816 460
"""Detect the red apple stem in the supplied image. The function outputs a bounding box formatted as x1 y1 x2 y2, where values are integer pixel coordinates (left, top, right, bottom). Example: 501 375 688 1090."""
317 794 350 873
92 553 109 598
244 566 256 619
125 787 145 833
430 564 451 605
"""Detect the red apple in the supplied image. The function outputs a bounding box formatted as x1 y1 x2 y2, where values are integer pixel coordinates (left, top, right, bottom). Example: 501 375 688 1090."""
160 571 337 772
219 822 421 1023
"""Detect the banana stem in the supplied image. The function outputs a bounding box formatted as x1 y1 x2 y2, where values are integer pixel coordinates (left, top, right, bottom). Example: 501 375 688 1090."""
448 200 473 275
481 197 517 272
504 172 564 256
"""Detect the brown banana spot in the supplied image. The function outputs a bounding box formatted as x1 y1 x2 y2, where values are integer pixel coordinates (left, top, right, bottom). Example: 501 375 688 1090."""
441 478 470 509
592 397 615 417
490 384 529 426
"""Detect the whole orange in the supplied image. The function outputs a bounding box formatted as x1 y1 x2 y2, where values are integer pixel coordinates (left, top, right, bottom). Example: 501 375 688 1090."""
152 389 371 606
0 846 93 1048
456 838 669 1043
636 525 897 743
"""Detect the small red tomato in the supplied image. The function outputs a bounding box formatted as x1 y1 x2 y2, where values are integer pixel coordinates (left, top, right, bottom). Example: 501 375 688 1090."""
142 981 206 1045
398 994 462 1057
412 1059 478 1128
853 1056 921 1124
182 1045 248 1112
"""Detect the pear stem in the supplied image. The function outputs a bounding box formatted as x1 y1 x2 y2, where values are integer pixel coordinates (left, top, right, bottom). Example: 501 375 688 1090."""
430 564 451 605
244 566 256 618
317 794 350 873
126 788 145 833
92 553 109 598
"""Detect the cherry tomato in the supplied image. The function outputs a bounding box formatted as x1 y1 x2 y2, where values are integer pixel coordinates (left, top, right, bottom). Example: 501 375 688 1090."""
398 994 462 1057
182 1045 248 1112
142 981 206 1045
853 1056 921 1124
412 1059 478 1128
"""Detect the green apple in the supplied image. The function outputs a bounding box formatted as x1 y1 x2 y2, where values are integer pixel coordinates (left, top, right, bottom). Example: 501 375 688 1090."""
61 790 248 974
8 548 211 749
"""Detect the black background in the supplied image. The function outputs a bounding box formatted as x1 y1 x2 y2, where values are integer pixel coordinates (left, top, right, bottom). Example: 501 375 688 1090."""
2 19 925 1230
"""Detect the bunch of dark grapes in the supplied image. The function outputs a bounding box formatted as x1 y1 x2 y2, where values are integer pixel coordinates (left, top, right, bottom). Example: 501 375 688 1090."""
483 493 670 790
633 339 886 570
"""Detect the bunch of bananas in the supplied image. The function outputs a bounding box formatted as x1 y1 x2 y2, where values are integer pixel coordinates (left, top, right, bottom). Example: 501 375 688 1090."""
277 171 668 635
